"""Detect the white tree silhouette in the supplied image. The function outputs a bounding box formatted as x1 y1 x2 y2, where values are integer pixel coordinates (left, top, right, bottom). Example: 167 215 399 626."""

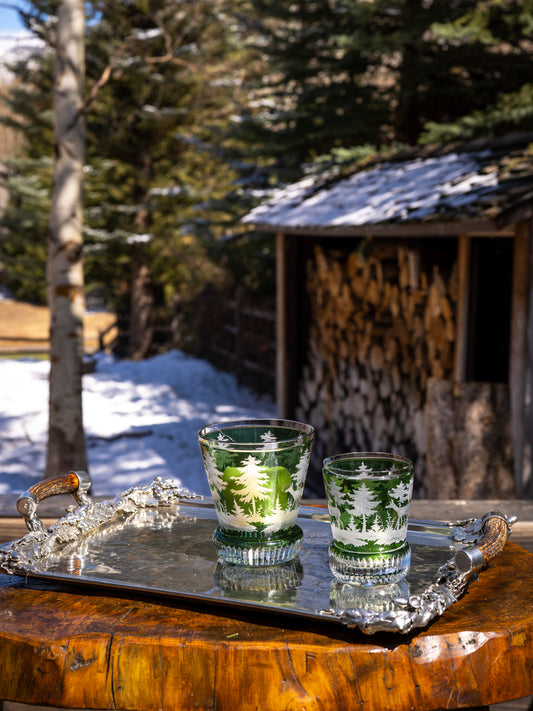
237 455 271 519
388 479 413 527
390 479 412 503
327 501 342 525
295 450 310 487
350 483 380 533
204 450 225 502
326 477 345 503
332 524 366 548
372 520 404 545
218 500 255 531
326 476 348 527
262 499 298 533
215 432 232 449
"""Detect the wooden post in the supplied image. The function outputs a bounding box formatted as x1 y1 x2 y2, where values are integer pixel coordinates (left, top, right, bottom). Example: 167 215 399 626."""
276 232 288 417
510 220 532 497
526 219 533 498
454 234 471 383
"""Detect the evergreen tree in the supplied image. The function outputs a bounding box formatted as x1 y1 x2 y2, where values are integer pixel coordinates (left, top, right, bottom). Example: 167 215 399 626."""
0 30 55 303
82 0 258 356
4 0 531 340
420 0 533 143
230 0 389 183
0 0 260 341
235 0 533 186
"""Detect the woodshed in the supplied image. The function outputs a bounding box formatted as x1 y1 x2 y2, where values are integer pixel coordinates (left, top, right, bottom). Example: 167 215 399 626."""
243 133 533 499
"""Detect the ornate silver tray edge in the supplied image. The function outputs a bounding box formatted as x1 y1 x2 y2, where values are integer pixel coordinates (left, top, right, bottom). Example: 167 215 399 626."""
0 477 516 635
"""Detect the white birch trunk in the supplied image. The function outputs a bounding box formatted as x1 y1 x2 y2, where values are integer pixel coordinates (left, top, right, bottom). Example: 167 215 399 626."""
45 0 88 477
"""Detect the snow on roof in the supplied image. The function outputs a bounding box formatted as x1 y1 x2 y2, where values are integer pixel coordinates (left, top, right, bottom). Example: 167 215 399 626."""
243 134 533 234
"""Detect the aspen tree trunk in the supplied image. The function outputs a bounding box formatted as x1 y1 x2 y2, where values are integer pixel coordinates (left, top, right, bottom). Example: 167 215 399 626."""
45 0 88 477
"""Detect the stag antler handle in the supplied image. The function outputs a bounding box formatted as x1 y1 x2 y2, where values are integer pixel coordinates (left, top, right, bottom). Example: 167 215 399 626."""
454 511 515 574
16 470 91 533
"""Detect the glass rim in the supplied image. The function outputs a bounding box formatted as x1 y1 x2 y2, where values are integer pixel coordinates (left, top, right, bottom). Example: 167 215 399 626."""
322 451 413 477
198 418 314 450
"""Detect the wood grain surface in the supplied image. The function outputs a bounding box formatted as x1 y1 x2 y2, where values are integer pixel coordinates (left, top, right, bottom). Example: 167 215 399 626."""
0 539 532 711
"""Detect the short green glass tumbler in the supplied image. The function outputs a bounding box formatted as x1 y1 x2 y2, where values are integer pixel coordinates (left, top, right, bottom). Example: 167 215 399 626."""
198 419 314 566
323 452 414 585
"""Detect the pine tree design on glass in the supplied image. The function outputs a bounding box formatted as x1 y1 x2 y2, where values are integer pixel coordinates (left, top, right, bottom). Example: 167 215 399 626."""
198 420 314 566
323 453 414 584
203 430 311 533
325 462 413 553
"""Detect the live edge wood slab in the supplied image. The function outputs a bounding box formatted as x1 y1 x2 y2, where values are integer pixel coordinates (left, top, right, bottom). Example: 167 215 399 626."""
0 541 532 711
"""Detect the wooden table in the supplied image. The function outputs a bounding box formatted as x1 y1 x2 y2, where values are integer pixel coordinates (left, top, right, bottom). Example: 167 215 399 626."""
0 537 532 711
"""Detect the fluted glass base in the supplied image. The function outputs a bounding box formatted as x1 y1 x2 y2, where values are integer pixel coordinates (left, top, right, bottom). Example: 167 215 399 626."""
329 542 411 586
213 525 303 567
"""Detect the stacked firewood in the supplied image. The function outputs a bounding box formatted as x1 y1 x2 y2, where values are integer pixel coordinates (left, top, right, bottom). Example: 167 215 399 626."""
296 244 457 496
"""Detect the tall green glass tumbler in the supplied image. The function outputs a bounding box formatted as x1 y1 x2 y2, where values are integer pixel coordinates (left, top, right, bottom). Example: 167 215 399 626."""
323 452 414 585
198 419 314 566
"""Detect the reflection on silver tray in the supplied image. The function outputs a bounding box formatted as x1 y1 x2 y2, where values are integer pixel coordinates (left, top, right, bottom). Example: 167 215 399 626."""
0 477 515 635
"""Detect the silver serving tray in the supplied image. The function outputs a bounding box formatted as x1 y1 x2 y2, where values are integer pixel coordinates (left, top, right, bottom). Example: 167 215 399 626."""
0 477 514 635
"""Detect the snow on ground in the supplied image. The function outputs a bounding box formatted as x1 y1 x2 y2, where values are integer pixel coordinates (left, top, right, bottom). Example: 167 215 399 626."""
0 31 45 81
0 350 276 497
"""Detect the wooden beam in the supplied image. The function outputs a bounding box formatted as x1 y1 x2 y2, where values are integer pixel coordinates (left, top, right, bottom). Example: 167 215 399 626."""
527 218 533 499
276 232 288 418
250 220 513 239
454 235 471 382
510 219 533 497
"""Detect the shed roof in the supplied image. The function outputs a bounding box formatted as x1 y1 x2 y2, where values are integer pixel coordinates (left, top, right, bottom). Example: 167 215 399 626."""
243 133 533 237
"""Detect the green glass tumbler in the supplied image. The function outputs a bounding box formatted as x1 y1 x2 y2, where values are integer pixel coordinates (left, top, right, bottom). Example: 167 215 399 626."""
198 419 314 566
323 452 414 585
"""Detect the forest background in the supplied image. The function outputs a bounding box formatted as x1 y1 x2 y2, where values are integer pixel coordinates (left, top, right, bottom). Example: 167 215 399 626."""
1 0 532 367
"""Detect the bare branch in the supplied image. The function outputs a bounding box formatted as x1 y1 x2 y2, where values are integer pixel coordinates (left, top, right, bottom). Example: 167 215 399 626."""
84 42 127 111
143 54 197 70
